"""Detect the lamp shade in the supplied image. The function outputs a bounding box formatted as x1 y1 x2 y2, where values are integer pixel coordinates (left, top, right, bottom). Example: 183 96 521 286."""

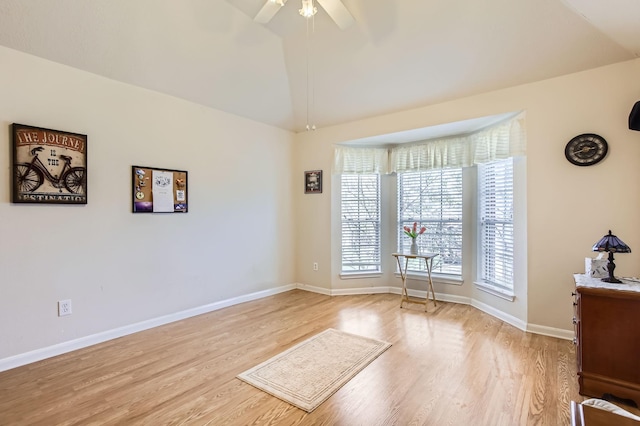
592 230 631 253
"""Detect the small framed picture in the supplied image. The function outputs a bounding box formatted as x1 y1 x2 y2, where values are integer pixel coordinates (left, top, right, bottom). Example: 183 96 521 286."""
304 170 322 194
132 166 188 213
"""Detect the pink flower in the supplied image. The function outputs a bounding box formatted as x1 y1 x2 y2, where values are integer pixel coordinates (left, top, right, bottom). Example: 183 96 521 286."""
403 223 427 239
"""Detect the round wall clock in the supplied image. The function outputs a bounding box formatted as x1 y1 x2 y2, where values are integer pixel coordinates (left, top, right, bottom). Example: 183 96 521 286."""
564 133 608 166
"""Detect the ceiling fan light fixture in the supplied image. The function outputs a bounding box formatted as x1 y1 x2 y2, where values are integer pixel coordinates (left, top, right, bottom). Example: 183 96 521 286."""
299 0 317 18
269 0 286 6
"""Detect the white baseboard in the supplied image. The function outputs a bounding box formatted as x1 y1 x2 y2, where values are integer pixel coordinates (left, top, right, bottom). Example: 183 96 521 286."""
296 283 394 296
331 286 394 296
294 282 332 295
1 282 573 372
526 323 574 341
333 285 471 305
429 291 471 306
295 284 573 340
471 299 528 332
0 284 296 373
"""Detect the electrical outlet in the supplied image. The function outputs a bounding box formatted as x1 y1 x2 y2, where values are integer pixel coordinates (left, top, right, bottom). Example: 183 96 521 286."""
313 262 318 271
58 299 72 316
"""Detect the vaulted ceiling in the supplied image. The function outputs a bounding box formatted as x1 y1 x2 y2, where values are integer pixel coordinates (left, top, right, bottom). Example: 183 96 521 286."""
0 0 638 133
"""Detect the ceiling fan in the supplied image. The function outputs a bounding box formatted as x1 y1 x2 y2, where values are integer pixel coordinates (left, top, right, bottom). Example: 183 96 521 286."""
254 0 355 30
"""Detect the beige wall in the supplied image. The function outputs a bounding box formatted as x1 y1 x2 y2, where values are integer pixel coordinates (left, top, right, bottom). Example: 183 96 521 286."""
0 46 296 362
293 58 640 333
2 44 639 366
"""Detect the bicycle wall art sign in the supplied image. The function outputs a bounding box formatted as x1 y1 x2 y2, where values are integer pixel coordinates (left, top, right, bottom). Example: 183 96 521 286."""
11 123 87 204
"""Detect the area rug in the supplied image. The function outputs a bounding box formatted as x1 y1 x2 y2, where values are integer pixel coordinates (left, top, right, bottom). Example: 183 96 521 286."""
237 328 392 412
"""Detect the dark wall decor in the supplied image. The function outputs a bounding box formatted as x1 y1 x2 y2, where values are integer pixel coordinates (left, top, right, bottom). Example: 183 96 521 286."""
630 100 640 131
11 123 87 204
132 166 188 213
304 170 322 194
564 133 608 166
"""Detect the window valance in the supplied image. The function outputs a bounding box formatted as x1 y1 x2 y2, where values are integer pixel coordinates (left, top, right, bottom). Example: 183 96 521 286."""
333 113 526 174
392 113 526 172
333 146 390 174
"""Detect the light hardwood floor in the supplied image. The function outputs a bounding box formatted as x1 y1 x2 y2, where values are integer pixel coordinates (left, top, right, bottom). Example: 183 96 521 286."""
0 290 588 425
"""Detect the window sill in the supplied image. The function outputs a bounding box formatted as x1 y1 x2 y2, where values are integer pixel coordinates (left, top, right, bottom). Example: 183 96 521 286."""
474 281 515 301
394 272 463 286
340 272 383 280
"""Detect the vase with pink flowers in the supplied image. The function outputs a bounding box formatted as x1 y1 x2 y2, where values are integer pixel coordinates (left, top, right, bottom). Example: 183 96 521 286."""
403 222 426 254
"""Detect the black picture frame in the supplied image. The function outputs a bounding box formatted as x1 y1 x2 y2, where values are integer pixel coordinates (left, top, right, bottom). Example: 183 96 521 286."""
304 170 322 194
11 123 88 204
132 166 188 213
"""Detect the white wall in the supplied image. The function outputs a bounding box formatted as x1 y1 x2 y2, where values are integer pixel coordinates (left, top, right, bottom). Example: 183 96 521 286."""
294 58 640 334
0 46 296 362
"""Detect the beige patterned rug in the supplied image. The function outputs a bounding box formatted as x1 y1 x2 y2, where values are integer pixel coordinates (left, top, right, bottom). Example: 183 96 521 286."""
237 328 392 412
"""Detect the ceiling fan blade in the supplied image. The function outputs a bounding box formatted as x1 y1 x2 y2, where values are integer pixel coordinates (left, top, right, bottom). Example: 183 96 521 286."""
316 0 354 30
254 0 284 24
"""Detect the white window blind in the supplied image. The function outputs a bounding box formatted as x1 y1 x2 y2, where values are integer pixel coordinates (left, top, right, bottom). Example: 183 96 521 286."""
479 158 514 289
341 174 381 273
398 169 463 275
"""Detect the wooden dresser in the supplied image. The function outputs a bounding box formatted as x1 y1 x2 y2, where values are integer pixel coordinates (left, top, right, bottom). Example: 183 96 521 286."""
573 274 640 406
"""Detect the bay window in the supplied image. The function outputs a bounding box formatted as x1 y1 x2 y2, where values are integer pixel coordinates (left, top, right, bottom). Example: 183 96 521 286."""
478 158 514 290
340 174 381 273
334 112 525 298
397 169 463 276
